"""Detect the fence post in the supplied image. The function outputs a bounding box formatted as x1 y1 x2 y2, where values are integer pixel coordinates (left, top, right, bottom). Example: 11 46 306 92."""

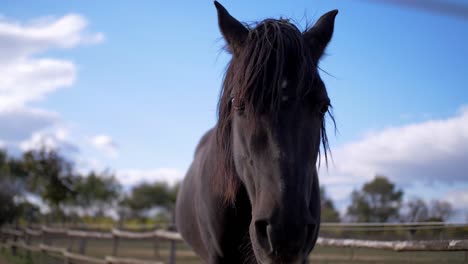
349 248 355 261
42 226 54 264
153 238 160 259
40 248 45 264
42 226 49 245
407 228 416 241
78 237 87 254
0 229 5 244
168 224 177 264
63 251 69 264
39 227 45 264
112 233 119 256
65 236 74 264
11 230 17 256
67 235 75 254
25 230 31 258
169 240 176 264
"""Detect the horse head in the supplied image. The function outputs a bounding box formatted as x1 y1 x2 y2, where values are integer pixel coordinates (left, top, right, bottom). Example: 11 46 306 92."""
215 2 337 262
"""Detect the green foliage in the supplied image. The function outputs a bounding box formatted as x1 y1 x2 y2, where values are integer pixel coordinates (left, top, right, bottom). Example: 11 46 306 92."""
120 181 179 220
0 249 34 264
4 145 456 226
320 187 341 222
22 149 76 209
346 175 403 222
0 188 19 225
403 197 429 222
0 148 123 224
67 171 121 215
403 198 453 223
427 200 453 222
0 150 21 225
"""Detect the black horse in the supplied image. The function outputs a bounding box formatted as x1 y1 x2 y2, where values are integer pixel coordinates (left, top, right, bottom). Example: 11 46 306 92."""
176 2 338 263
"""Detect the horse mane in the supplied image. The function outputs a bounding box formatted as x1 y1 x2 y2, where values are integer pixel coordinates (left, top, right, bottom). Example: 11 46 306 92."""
215 18 333 205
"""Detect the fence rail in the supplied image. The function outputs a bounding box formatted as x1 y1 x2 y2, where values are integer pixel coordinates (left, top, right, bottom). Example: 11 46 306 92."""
320 222 468 232
1 223 468 263
317 237 468 251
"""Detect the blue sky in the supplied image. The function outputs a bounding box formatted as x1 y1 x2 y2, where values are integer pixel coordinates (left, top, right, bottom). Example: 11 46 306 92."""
1 0 467 220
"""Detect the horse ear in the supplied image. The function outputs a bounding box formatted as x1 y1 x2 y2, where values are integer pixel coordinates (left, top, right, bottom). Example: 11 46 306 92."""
214 1 249 55
304 10 338 64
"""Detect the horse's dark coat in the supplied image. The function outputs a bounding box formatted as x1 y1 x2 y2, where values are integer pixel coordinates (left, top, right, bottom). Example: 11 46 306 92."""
176 2 338 263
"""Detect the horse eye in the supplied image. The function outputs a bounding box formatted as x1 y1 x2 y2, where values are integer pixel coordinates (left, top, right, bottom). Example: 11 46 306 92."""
319 104 329 115
231 98 245 112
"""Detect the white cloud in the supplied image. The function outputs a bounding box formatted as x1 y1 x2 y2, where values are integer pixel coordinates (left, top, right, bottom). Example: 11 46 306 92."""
445 191 468 211
75 157 106 175
0 14 103 62
0 59 76 110
91 135 119 158
321 107 468 205
19 127 78 154
0 13 103 153
117 168 185 186
0 107 58 142
0 14 103 110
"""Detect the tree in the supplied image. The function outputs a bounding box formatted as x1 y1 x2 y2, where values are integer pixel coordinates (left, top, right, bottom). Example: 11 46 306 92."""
427 200 453 222
0 150 22 225
402 197 429 222
0 182 19 226
22 149 76 221
67 171 121 217
320 187 341 222
121 182 178 221
346 175 403 222
16 201 41 223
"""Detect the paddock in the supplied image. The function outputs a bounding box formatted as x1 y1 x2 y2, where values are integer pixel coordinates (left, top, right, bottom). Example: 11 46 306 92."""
1 223 467 264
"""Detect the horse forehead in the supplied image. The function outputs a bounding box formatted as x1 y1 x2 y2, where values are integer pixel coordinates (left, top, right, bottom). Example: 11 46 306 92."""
281 79 288 89
255 19 301 33
281 79 288 101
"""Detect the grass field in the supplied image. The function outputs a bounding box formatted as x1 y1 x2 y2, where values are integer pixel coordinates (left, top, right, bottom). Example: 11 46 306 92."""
1 236 467 264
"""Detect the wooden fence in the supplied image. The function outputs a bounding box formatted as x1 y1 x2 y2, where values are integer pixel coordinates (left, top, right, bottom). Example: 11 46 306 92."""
0 226 181 264
1 223 468 263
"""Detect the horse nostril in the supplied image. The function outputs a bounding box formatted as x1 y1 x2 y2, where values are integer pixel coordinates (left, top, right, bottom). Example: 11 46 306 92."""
255 220 273 254
305 223 318 244
308 223 318 235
